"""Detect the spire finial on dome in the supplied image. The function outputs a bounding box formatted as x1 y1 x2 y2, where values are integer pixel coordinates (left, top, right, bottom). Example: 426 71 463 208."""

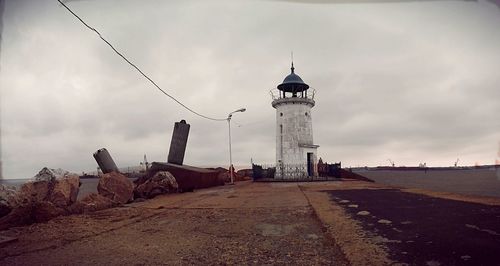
291 51 295 73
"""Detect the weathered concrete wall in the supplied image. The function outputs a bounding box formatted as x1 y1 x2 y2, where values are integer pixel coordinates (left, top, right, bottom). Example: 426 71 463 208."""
146 162 223 192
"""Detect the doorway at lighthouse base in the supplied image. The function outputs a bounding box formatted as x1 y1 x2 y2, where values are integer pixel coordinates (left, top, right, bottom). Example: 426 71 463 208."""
275 146 318 180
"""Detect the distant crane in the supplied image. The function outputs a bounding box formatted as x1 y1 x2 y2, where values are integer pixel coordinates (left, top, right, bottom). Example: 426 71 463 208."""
387 159 395 167
454 158 460 167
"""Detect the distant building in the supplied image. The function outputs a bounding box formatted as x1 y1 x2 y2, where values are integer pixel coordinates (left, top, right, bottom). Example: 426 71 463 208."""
272 63 319 179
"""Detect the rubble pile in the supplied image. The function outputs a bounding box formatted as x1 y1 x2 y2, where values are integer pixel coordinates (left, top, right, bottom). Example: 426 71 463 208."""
0 164 230 230
212 167 252 182
0 168 135 229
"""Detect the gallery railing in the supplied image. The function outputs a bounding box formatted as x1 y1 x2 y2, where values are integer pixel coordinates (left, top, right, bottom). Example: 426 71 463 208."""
269 88 316 101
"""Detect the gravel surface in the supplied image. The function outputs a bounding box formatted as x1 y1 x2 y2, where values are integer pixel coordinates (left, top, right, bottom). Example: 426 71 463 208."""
0 182 348 265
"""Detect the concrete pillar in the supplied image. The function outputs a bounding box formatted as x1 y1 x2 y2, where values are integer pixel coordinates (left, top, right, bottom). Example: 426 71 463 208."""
93 148 119 174
167 120 190 165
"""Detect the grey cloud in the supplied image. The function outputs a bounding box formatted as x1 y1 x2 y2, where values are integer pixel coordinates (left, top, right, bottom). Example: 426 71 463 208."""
1 0 500 178
272 0 500 8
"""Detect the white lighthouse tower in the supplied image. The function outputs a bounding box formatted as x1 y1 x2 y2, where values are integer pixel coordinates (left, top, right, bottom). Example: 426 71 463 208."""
272 62 319 179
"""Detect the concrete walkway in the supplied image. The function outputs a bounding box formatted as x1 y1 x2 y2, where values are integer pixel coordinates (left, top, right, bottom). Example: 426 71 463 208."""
0 181 348 265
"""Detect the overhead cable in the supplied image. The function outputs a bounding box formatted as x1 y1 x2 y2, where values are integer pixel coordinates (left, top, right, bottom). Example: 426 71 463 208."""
56 0 227 121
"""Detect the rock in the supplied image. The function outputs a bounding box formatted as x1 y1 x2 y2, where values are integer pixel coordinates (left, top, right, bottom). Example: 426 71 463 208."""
212 167 230 183
33 167 73 182
357 211 370 216
378 219 392 224
0 204 34 230
134 171 178 199
236 169 253 178
133 197 146 203
17 167 80 208
17 174 80 209
0 203 10 218
49 175 80 208
33 201 66 223
17 180 51 203
97 172 134 204
0 200 66 230
69 193 117 214
0 185 18 217
212 167 247 183
0 168 80 229
218 171 230 183
81 193 116 210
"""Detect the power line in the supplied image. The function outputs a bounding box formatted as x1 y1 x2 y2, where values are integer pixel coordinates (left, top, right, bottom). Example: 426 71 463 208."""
56 0 227 122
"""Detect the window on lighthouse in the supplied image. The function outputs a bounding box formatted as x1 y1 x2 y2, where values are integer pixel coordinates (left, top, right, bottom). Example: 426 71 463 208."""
280 125 284 159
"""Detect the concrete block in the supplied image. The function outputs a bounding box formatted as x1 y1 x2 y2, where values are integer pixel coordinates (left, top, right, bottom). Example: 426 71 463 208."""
93 148 119 174
167 120 190 165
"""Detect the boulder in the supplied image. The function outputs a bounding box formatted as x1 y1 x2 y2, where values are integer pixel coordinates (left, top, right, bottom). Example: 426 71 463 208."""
0 200 66 230
49 175 80 208
17 180 51 203
33 167 73 182
0 167 81 229
0 201 11 218
236 169 253 179
134 171 178 199
69 193 117 214
211 167 230 183
0 185 18 217
217 170 230 183
0 181 53 229
33 201 66 223
213 167 248 182
0 204 34 230
97 172 134 204
17 175 80 208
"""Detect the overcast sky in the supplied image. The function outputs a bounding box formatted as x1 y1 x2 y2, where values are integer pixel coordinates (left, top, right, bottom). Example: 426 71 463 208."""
1 0 500 179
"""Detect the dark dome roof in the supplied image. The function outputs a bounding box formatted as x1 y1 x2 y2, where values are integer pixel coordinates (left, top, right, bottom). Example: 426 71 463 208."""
282 72 305 84
277 64 309 92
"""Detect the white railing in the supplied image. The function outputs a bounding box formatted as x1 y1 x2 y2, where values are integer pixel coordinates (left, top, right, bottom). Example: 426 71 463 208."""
269 88 316 101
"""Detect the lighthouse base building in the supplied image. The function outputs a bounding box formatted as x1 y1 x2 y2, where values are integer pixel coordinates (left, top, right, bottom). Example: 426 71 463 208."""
272 63 319 180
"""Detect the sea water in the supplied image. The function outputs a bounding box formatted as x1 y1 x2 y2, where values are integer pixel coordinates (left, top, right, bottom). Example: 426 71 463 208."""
354 168 500 198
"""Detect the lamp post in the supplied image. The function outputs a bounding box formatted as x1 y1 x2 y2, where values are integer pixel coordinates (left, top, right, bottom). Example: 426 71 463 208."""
228 108 246 184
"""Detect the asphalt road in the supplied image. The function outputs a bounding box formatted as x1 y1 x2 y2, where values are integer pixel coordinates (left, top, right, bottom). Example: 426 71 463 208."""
329 189 500 266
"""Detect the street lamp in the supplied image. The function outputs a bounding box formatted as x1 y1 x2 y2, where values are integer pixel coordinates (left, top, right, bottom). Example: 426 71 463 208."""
228 108 246 184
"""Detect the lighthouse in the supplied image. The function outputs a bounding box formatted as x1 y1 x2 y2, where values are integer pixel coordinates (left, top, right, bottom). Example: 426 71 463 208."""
272 62 319 179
